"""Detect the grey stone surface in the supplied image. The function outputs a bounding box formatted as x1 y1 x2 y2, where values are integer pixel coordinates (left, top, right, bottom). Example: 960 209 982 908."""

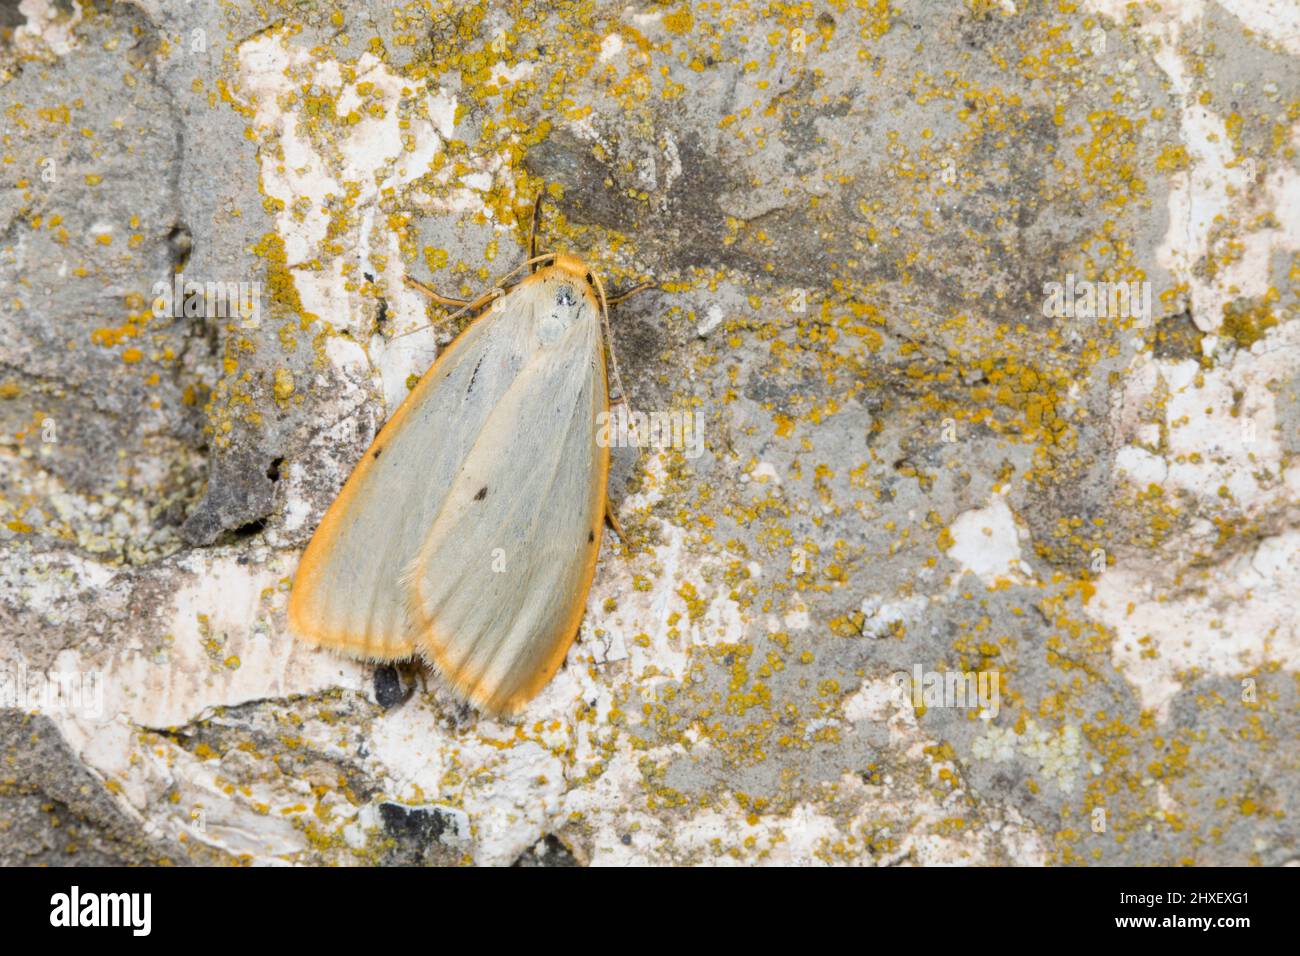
0 0 1296 865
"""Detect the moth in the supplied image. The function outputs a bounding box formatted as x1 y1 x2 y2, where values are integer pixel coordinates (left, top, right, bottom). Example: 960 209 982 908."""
289 208 647 717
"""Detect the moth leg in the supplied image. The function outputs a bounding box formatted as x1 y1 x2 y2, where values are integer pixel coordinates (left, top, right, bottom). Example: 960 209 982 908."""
604 503 626 542
606 283 653 307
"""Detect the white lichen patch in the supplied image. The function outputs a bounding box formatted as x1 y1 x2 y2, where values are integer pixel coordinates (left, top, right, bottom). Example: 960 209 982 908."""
9 548 366 856
836 677 1050 864
1085 0 1300 332
1087 529 1300 719
946 496 1033 585
12 0 84 58
973 719 1084 795
236 29 463 414
1112 320 1299 512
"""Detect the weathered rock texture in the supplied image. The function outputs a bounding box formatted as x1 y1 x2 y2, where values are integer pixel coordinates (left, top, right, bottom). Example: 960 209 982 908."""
0 0 1296 865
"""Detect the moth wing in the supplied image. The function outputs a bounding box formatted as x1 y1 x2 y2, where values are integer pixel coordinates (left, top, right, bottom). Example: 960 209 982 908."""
288 297 537 660
409 277 609 715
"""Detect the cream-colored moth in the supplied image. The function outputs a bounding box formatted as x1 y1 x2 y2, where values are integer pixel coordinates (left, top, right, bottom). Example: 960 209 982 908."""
289 238 645 717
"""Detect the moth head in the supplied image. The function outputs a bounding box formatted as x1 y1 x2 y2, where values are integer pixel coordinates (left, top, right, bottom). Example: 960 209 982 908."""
537 253 607 320
548 253 589 279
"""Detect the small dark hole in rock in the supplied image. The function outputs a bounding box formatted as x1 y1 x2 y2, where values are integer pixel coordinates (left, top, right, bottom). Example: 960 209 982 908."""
232 518 266 538
378 801 452 845
511 834 579 867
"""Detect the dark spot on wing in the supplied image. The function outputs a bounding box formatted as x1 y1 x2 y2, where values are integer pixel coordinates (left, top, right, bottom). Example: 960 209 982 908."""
588 530 595 543
468 355 483 394
372 448 383 460
556 284 576 308
474 486 488 500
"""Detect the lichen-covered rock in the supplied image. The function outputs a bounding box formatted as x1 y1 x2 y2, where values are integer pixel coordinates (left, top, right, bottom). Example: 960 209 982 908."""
0 0 1296 866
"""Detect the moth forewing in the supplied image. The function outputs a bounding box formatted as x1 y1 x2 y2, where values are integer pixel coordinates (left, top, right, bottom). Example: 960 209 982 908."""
287 308 524 661
407 264 610 715
289 257 611 717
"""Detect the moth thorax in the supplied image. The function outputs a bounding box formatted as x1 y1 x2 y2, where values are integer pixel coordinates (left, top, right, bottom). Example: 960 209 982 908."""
539 281 584 344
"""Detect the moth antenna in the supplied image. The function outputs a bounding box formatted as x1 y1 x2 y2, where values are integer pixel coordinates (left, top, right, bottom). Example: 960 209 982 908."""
391 254 560 341
388 286 497 341
529 192 545 270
